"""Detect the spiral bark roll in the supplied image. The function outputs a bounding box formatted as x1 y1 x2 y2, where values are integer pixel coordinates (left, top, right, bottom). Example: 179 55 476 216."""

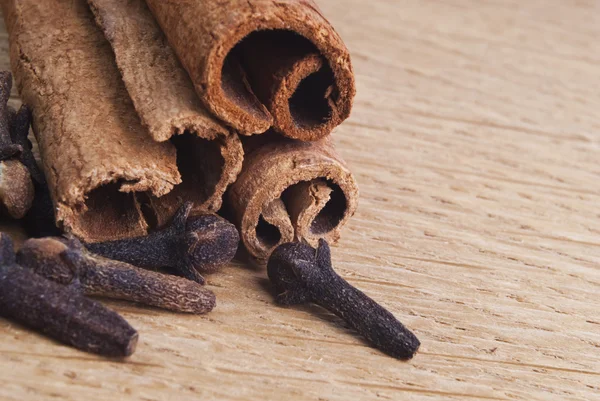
145 0 355 140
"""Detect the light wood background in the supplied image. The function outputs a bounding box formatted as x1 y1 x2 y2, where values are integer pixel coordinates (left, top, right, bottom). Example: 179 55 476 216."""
1 0 600 400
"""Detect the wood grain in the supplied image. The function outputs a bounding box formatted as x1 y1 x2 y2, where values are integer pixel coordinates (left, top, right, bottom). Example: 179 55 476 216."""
1 0 599 399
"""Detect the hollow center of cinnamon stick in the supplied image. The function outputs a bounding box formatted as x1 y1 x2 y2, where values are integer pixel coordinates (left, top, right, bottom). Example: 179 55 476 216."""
77 183 148 241
256 215 283 248
138 133 226 229
222 30 335 136
171 134 225 204
288 65 334 129
308 181 346 235
254 179 348 252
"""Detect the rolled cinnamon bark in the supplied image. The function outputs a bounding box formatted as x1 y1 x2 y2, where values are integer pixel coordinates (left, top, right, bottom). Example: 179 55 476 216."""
228 133 358 263
145 0 355 140
2 0 181 242
87 0 243 226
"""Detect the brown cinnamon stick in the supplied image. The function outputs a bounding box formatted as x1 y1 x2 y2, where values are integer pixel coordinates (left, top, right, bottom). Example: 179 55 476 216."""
2 0 182 242
87 0 243 224
228 133 358 263
145 0 355 140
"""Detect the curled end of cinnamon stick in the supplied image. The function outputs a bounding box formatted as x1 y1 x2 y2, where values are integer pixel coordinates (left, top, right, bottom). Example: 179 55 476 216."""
57 171 178 243
138 132 244 228
212 16 354 139
7 0 183 243
230 30 344 141
147 0 355 138
87 0 245 228
229 135 358 262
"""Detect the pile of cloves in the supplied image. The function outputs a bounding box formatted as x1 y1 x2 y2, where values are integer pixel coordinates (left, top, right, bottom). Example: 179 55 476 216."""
0 200 238 356
0 233 138 357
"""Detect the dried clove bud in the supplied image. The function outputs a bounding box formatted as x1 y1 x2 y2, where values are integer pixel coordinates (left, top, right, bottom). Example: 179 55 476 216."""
10 104 44 184
0 159 34 219
0 233 138 357
7 102 60 237
0 71 22 161
17 237 216 314
0 73 34 219
86 202 239 284
268 239 421 360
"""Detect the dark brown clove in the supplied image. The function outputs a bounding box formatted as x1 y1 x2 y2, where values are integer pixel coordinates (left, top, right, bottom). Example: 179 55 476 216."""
0 72 34 219
0 158 34 219
17 237 216 314
0 232 138 357
268 239 421 360
7 102 60 237
10 104 44 184
86 202 239 284
0 72 22 161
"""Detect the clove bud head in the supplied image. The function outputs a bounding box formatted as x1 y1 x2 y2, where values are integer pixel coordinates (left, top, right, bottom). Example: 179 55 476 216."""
185 214 240 273
0 159 34 219
16 237 75 285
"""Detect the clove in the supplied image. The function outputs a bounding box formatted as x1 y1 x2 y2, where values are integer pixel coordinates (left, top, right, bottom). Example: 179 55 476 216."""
0 72 34 219
10 104 44 184
0 232 138 357
0 159 34 219
268 239 421 360
17 237 216 314
86 202 239 284
8 102 60 237
0 71 22 160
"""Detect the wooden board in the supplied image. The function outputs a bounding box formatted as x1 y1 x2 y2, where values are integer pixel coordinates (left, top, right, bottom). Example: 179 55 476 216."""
1 0 599 399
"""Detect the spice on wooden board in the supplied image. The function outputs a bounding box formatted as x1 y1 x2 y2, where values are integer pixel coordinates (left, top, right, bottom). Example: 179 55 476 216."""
17 237 216 314
0 233 138 357
86 202 240 284
268 239 420 360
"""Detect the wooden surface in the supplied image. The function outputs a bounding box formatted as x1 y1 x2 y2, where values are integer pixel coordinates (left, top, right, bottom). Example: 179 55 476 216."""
1 0 600 400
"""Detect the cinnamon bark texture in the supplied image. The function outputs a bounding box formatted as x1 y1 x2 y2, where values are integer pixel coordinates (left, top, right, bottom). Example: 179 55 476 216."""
2 0 181 242
228 133 358 263
88 0 243 224
145 0 355 140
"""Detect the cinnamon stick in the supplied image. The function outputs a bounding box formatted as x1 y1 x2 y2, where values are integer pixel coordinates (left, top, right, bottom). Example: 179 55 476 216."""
145 0 355 140
2 0 180 242
87 0 243 224
228 133 358 263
